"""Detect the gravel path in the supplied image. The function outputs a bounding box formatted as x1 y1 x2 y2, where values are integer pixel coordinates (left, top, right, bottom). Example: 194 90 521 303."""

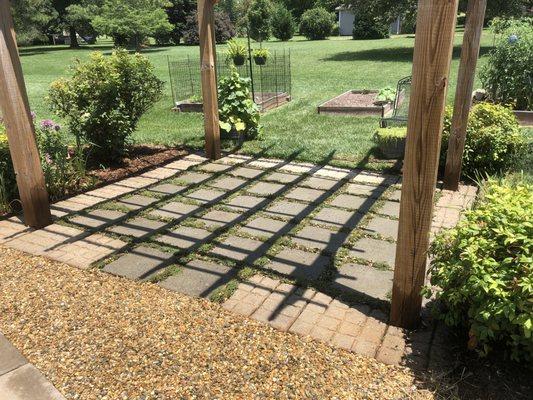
0 246 433 399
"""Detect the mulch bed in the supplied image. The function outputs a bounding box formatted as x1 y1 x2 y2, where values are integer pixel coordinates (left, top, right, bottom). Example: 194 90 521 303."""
324 91 379 108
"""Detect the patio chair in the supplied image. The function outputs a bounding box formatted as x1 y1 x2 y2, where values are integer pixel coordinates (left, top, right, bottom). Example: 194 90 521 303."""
380 76 412 128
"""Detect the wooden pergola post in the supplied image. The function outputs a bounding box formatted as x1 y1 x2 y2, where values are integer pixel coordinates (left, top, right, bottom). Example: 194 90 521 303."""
0 1 51 228
198 0 221 160
443 0 487 190
390 0 459 329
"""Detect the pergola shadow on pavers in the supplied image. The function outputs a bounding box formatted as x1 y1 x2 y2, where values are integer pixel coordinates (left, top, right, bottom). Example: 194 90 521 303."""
0 151 476 368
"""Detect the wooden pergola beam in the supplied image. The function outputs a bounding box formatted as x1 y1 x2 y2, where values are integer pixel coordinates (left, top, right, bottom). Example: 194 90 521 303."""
443 0 487 190
0 1 51 228
198 0 221 160
391 0 459 329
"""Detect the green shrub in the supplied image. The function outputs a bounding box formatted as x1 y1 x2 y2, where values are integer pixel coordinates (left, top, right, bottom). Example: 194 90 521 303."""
299 8 334 40
376 86 397 104
480 18 533 111
0 123 16 214
425 179 533 361
373 127 407 159
352 10 390 40
248 0 272 43
49 50 163 162
218 67 260 139
271 4 296 41
440 102 525 179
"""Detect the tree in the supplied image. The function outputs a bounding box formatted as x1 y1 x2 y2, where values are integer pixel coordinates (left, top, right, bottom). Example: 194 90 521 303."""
271 3 295 41
248 0 272 43
279 0 316 21
154 0 196 45
11 0 57 46
92 0 172 50
181 9 236 45
299 7 333 40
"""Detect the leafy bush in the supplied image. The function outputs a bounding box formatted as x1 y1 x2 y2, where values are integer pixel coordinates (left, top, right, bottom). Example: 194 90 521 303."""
440 102 525 178
49 50 163 162
182 10 236 45
376 86 397 104
425 179 533 361
0 122 16 214
248 0 273 42
271 4 296 41
352 10 390 40
480 18 533 110
218 67 260 139
299 8 334 40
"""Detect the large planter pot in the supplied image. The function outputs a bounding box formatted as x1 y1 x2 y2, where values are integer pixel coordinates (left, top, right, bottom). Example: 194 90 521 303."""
232 55 246 66
513 110 533 127
254 56 267 65
378 138 406 159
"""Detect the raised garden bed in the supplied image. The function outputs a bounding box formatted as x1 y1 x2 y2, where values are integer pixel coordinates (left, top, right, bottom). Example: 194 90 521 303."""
173 92 291 113
513 110 533 127
317 90 394 117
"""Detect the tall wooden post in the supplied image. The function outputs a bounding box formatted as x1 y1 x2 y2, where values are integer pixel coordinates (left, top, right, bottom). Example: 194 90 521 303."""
0 1 51 228
198 0 221 160
390 0 459 329
443 0 487 190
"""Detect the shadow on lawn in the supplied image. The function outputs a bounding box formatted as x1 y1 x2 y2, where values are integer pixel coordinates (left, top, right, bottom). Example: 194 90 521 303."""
18 44 168 57
322 44 493 63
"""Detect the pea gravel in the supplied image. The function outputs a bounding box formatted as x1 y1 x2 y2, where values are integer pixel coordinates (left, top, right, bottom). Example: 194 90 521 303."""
0 246 433 400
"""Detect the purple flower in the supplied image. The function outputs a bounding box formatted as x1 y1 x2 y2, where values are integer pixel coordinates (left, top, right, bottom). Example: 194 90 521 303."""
30 111 37 120
40 119 55 129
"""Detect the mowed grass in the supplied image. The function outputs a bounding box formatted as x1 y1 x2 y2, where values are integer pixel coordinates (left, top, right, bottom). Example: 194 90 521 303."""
20 31 496 169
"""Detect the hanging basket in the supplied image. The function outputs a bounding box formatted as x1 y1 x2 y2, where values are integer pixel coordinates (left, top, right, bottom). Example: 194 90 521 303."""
232 55 246 66
254 55 267 65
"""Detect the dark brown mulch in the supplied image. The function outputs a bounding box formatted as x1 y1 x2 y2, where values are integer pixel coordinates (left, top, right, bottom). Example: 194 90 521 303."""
87 145 188 184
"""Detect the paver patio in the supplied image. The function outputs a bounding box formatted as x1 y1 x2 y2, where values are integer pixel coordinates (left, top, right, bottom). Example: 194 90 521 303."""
0 152 477 368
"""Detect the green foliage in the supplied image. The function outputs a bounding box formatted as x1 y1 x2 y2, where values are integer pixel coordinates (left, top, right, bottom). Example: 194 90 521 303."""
181 9 236 45
426 179 533 361
226 39 248 65
480 18 533 111
49 50 163 162
376 86 396 103
11 0 57 46
440 102 525 179
218 67 260 139
271 3 295 41
248 0 272 42
0 126 17 214
352 9 390 40
154 0 196 44
92 0 172 49
279 0 316 21
374 127 406 143
299 7 334 40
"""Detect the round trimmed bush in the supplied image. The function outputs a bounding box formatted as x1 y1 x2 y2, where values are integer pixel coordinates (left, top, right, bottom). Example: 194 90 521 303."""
480 18 533 111
440 102 525 179
352 11 390 40
271 4 296 41
299 7 334 40
426 179 533 361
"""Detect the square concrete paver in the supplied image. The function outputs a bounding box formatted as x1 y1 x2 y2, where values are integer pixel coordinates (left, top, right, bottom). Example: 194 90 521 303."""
197 210 241 229
333 263 393 301
238 217 292 239
155 226 211 250
291 226 347 252
379 201 400 218
345 183 385 198
175 171 211 185
208 176 246 191
197 163 232 173
265 248 329 281
350 237 396 267
224 195 264 211
312 207 361 230
185 188 226 204
330 194 373 212
264 200 310 220
228 167 263 179
210 235 265 263
285 187 326 203
246 181 285 196
363 216 399 239
150 183 186 195
0 363 65 400
103 246 174 280
117 195 158 210
300 176 339 191
263 172 299 184
0 334 26 376
159 259 236 297
70 209 126 229
109 217 166 239
149 202 199 220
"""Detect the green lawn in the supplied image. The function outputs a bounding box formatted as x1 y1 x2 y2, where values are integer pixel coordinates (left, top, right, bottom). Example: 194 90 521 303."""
20 32 496 170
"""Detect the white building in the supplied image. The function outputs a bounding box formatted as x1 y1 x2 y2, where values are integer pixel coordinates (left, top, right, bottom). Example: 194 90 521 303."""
336 5 402 36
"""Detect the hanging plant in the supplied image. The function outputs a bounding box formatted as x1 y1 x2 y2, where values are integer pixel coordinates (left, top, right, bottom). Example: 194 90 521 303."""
226 39 247 66
252 48 270 65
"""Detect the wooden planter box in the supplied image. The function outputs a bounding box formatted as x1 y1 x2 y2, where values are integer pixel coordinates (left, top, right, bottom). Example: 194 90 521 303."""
513 110 533 127
173 101 203 113
317 90 393 117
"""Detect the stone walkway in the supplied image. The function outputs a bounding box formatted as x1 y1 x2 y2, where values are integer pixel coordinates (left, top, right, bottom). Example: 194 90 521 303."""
0 152 477 369
0 333 64 400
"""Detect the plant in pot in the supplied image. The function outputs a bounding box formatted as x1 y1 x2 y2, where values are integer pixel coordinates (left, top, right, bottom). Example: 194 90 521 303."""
374 86 397 106
374 127 407 159
253 48 270 65
226 39 247 66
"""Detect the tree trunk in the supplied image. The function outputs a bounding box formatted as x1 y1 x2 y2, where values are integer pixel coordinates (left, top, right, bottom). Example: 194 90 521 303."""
69 26 79 48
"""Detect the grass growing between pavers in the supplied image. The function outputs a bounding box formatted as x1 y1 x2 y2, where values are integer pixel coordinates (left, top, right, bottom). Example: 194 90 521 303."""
20 32 496 170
